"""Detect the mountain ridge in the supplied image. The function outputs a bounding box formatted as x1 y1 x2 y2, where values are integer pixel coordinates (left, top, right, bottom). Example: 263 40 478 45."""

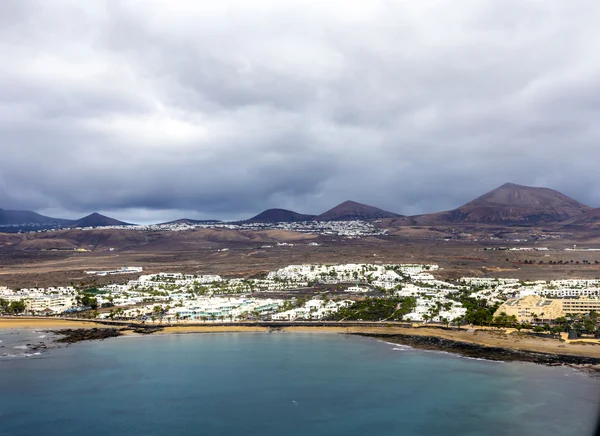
0 208 73 228
69 213 132 228
246 208 316 223
411 183 590 225
1 183 596 231
316 200 402 221
159 218 222 225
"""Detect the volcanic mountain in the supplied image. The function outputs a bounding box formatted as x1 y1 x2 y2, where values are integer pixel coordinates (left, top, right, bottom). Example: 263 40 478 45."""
70 213 133 228
0 208 72 229
246 208 316 223
417 183 590 225
160 218 222 225
561 208 600 227
316 201 401 221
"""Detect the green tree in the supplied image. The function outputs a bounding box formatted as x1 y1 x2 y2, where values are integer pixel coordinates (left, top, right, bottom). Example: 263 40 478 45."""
8 300 26 314
81 295 98 310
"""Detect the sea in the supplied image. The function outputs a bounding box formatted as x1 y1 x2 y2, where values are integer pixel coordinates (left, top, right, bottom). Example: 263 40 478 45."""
1 332 599 436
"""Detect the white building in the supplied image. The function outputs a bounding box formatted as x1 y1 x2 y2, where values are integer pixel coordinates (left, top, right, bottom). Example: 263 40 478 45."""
345 286 369 293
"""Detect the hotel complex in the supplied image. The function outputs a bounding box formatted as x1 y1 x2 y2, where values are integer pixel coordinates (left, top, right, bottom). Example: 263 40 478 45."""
495 295 600 322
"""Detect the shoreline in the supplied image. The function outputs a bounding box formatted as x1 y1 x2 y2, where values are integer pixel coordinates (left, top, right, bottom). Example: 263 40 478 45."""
351 333 600 374
3 318 600 372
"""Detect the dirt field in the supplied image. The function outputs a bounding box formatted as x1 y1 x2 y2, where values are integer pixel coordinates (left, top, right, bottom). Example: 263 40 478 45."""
1 223 600 290
2 238 600 289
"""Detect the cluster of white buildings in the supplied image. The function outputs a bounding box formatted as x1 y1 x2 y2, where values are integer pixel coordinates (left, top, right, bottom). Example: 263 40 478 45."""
272 299 354 321
0 263 461 322
85 266 143 276
0 286 78 313
402 298 467 323
394 283 465 322
6 260 600 325
464 277 600 301
97 297 284 322
267 263 438 290
28 219 387 238
124 272 308 295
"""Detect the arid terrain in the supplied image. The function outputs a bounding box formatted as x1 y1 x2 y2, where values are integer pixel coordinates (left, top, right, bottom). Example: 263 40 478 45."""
1 225 600 289
2 183 600 288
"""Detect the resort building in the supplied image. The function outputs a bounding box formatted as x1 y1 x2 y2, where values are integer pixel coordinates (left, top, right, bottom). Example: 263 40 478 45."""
25 296 77 314
540 288 600 298
495 295 564 323
561 298 600 315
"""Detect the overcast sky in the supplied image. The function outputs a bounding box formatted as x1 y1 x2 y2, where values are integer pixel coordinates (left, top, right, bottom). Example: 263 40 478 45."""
1 1 600 223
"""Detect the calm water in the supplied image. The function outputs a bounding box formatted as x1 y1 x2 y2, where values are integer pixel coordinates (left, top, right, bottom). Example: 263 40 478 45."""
1 333 599 436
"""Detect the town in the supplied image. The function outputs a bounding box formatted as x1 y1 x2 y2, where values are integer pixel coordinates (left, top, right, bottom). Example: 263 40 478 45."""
21 219 388 238
2 263 600 337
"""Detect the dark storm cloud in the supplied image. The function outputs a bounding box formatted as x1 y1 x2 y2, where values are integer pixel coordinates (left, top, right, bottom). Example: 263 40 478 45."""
1 0 600 222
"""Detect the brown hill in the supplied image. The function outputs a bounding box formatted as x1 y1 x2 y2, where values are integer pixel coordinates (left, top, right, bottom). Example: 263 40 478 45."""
0 208 73 230
16 239 78 251
246 209 315 223
70 213 133 228
413 183 590 225
160 218 221 225
0 227 318 252
561 208 600 227
10 229 150 251
316 201 401 221
0 233 20 248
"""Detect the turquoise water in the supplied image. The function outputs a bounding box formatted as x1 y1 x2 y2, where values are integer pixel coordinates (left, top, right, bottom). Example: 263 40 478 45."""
1 333 599 435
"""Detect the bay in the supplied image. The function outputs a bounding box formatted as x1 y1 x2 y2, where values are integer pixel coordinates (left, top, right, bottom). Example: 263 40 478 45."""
0 333 599 436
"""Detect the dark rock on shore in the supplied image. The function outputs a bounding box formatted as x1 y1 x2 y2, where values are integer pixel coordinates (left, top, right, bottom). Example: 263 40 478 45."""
354 333 600 371
130 326 164 334
27 342 49 352
52 328 124 344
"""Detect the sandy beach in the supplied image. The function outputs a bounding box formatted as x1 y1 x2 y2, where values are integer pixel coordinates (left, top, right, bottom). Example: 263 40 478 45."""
155 324 600 359
0 317 100 330
2 317 600 360
283 326 600 358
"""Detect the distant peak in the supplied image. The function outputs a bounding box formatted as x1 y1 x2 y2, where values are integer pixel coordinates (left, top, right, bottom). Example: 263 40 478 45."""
263 208 296 213
449 181 591 224
317 200 401 221
246 208 315 223
71 212 131 227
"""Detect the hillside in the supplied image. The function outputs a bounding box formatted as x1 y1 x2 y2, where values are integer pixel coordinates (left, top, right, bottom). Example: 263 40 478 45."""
562 208 600 228
413 183 590 225
0 227 318 252
0 208 72 229
316 201 401 221
246 209 316 223
70 213 132 228
160 218 222 225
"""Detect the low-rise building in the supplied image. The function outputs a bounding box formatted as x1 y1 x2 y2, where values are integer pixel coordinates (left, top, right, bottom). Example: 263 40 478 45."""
495 295 563 323
345 286 369 293
561 298 600 315
26 296 77 314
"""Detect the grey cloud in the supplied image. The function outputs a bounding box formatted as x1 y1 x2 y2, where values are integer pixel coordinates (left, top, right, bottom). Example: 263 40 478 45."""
1 0 600 221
